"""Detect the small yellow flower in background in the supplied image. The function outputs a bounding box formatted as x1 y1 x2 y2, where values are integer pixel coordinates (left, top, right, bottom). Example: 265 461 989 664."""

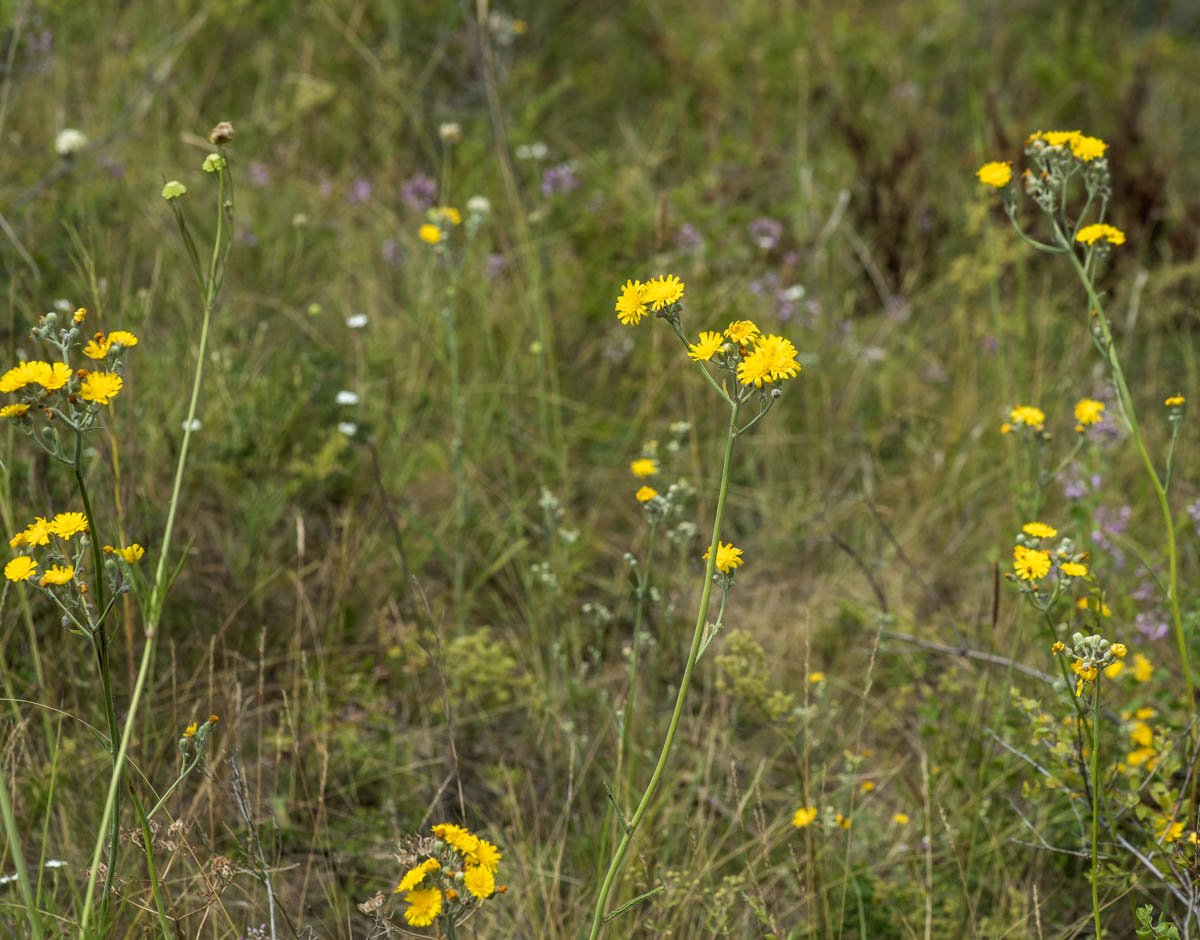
1156 818 1185 843
1069 135 1107 161
80 372 123 404
1128 747 1158 769
1051 641 1065 655
1132 653 1153 682
1165 395 1185 406
1110 643 1127 659
22 517 52 547
976 161 1013 188
1075 223 1126 247
1104 661 1124 678
703 540 744 573
641 274 685 311
1060 562 1088 578
464 865 495 899
808 671 825 683
434 207 462 225
1009 405 1046 428
835 813 851 830
418 223 442 244
403 887 443 927
687 331 724 362
4 557 37 581
724 320 760 345
1022 522 1057 539
635 486 657 503
999 422 1012 434
1040 130 1081 148
860 781 875 793
0 404 29 418
1013 545 1051 581
73 308 86 323
49 512 88 539
182 721 198 738
107 330 138 348
892 812 910 824
39 564 74 586
1130 721 1153 748
395 857 441 893
630 458 658 477
615 280 647 326
792 806 818 828
1074 398 1105 425
1077 597 1112 617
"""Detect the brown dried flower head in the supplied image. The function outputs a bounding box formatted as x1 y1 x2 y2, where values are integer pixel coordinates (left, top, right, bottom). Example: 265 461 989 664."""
208 121 234 145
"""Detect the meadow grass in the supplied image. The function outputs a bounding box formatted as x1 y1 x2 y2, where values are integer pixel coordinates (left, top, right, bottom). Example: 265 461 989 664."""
1 0 1200 936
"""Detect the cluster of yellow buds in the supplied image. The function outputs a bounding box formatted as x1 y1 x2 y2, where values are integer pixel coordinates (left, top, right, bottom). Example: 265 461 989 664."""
1052 632 1127 697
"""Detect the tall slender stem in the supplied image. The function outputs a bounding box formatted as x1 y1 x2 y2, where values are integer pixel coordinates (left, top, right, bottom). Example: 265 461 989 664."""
1091 679 1102 939
588 400 740 937
618 522 657 804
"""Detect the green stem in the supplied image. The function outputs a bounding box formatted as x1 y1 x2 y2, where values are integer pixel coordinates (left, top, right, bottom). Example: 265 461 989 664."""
1091 678 1102 939
588 400 740 937
618 522 657 805
0 755 44 940
127 782 172 939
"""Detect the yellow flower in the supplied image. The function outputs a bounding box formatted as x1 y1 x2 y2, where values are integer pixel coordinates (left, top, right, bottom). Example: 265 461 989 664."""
431 822 478 855
0 362 44 393
48 512 88 539
38 564 74 587
395 857 441 893
615 280 648 326
117 544 144 563
22 517 52 547
1074 398 1105 425
1135 707 1156 720
630 458 658 478
463 864 495 898
1021 522 1057 539
635 485 658 503
641 274 685 311
1009 405 1045 428
0 404 29 419
1104 661 1124 678
402 887 443 927
1156 819 1185 843
835 813 851 830
1051 641 1065 655
792 806 818 828
182 721 198 738
1076 597 1111 617
1132 653 1153 682
736 348 774 387
73 308 86 323
724 320 760 346
1130 721 1153 748
1075 223 1125 246
1041 130 1081 148
1109 643 1127 660
1013 545 1051 581
808 672 825 683
976 161 1012 188
467 838 502 873
755 334 801 382
1127 747 1158 768
107 330 139 349
1070 659 1098 682
4 557 37 582
1060 562 1088 578
892 813 910 824
1070 135 1107 161
1165 395 1185 406
37 362 73 391
83 336 111 359
687 331 724 362
80 372 123 404
860 781 875 793
434 207 462 225
418 223 442 244
703 540 744 573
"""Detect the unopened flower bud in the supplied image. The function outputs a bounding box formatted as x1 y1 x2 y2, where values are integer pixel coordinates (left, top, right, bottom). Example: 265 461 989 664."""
208 121 234 145
439 122 462 143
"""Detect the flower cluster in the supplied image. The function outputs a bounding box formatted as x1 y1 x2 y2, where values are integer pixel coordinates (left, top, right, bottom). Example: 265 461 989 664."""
419 206 462 245
1007 521 1095 613
685 318 801 388
393 823 504 929
615 275 686 326
1051 631 1127 697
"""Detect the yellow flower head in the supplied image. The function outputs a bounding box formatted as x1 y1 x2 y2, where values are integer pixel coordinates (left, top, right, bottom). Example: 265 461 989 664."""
22 517 52 547
1132 653 1153 682
1074 398 1105 425
835 813 851 830
464 864 495 899
402 887 443 927
1156 819 1185 844
635 485 658 503
1130 721 1153 748
1009 405 1046 428
84 335 111 359
703 540 744 573
73 308 87 323
1075 223 1125 247
39 564 74 587
688 331 724 362
1060 562 1088 578
49 512 89 539
1041 130 1081 148
1104 661 1124 678
107 330 139 349
892 812 910 824
80 372 123 404
1165 395 1185 407
860 781 875 793
1051 641 1065 655
808 671 825 683
4 556 37 582
37 362 73 391
737 334 800 387
1077 597 1112 617
792 806 818 828
641 274 685 311
976 161 1012 188
630 457 658 478
615 279 647 326
395 857 441 894
1013 545 1051 581
1071 659 1098 682
0 362 45 394
1070 135 1107 161
0 404 29 419
431 822 478 856
724 320 760 346
434 207 462 225
418 223 442 244
117 543 145 563
1021 522 1057 540
182 721 198 738
467 838 502 873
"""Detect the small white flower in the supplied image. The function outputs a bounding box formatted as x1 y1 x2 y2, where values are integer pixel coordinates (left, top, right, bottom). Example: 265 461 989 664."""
345 313 368 329
337 422 358 436
335 390 360 406
43 860 67 869
530 141 548 160
182 418 202 432
0 873 17 885
467 195 491 215
53 299 73 313
55 128 88 156
438 122 462 143
515 144 532 160
782 284 806 301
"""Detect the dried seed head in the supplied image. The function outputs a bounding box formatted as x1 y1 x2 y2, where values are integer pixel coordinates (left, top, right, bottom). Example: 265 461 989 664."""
208 121 234 145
